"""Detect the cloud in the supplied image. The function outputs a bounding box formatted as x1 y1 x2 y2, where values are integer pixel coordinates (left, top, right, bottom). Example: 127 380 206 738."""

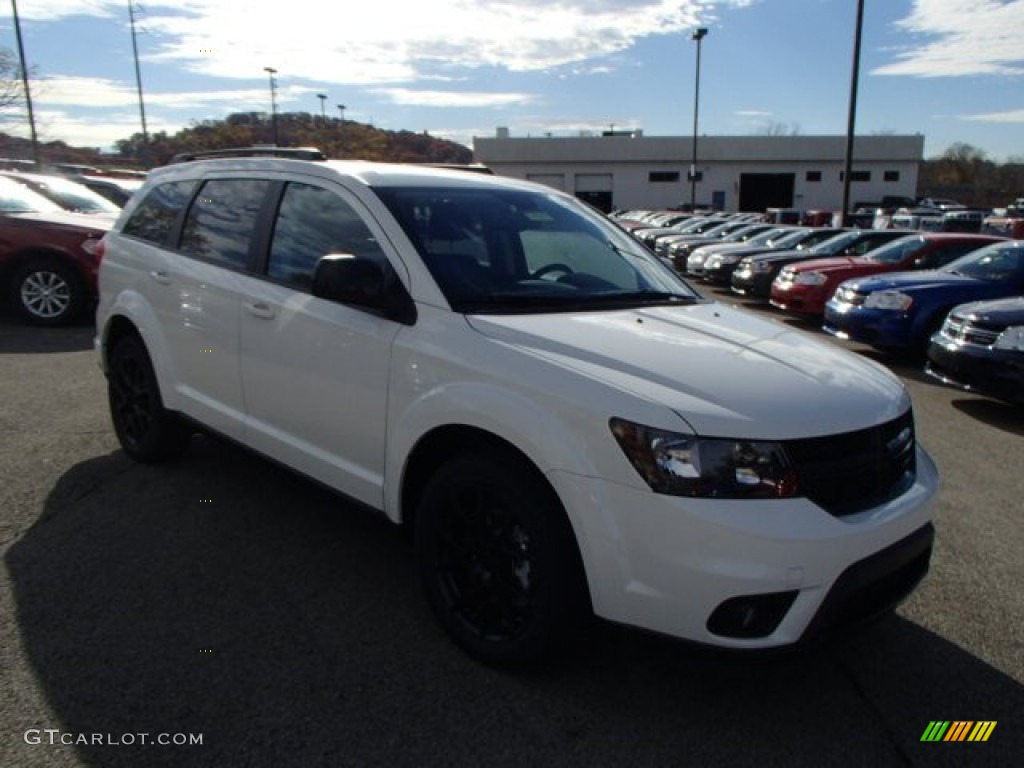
735 110 773 117
959 108 1024 123
370 88 535 108
36 75 314 110
874 0 1024 77
12 1 736 83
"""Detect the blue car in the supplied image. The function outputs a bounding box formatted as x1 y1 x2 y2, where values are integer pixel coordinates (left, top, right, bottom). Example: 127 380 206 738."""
823 240 1024 352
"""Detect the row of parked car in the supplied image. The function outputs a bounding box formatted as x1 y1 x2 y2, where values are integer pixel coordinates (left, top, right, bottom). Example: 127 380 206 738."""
612 209 1024 406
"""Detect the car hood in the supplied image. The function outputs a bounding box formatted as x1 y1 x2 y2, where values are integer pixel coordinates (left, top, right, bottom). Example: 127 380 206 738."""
952 296 1024 324
466 303 908 440
846 270 975 293
790 256 893 276
7 209 115 232
746 248 813 265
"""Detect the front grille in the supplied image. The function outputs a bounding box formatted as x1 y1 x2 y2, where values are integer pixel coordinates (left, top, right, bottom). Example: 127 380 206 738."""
783 410 916 517
940 313 1005 347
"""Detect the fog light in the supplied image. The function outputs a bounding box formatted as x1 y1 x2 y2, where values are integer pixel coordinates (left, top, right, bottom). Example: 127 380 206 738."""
707 591 799 638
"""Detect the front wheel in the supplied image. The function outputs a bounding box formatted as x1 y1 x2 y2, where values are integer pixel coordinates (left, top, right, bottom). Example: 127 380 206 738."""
107 334 191 462
415 450 588 666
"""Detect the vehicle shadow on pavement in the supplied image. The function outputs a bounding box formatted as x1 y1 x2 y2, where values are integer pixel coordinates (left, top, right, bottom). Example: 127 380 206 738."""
950 398 1024 437
7 437 1023 768
0 316 95 354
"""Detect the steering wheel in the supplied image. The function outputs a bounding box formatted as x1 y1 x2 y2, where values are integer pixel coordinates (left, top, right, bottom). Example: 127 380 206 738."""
530 263 575 280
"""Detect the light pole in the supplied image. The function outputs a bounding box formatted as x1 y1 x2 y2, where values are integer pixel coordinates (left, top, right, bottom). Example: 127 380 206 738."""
264 66 279 145
689 27 708 212
316 93 327 122
336 103 346 123
11 0 39 165
840 0 865 225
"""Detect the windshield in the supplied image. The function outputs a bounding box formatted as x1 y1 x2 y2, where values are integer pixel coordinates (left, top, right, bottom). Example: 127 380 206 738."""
808 230 863 256
14 175 121 214
940 243 1024 281
374 186 700 314
0 176 64 214
863 236 923 264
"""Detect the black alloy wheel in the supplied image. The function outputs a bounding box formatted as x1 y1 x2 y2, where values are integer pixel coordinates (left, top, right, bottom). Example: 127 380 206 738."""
107 335 190 462
415 451 587 666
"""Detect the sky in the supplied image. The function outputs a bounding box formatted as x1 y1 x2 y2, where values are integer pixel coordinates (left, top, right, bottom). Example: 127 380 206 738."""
2 0 1022 161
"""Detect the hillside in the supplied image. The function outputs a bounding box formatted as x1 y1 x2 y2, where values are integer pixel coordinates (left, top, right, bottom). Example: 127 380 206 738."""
0 112 473 169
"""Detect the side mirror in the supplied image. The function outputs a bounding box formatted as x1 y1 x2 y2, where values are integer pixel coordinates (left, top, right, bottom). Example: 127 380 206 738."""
312 253 416 325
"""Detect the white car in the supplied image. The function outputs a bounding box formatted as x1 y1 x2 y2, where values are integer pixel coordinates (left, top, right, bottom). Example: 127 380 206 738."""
95 148 938 665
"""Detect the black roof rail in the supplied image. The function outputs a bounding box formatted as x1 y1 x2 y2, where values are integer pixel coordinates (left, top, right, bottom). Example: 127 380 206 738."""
411 163 494 175
170 146 328 164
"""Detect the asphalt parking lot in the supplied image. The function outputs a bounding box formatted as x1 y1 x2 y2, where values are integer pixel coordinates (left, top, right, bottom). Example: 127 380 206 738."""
1 290 1022 768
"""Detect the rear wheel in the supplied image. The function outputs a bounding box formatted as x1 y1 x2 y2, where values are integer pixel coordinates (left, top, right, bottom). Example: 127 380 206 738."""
107 334 191 462
415 450 588 666
11 259 86 326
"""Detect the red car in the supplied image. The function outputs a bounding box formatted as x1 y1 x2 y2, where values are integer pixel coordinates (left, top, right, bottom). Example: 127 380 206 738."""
769 232 1005 317
0 176 112 325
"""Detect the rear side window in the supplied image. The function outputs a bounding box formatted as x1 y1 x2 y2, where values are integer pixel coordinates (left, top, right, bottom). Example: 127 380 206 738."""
267 182 388 290
121 180 196 245
180 179 271 270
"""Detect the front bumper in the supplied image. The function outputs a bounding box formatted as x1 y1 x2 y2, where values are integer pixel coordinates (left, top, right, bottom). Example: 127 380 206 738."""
548 445 939 649
926 336 1024 404
823 301 916 349
731 269 775 298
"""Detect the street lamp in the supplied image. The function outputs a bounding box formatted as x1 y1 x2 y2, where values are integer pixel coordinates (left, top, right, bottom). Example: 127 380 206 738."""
689 27 708 212
316 93 327 122
336 103 346 123
264 66 279 145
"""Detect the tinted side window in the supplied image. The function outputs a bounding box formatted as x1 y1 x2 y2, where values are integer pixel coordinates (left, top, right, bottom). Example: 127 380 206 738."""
180 179 270 269
267 182 388 290
121 180 196 246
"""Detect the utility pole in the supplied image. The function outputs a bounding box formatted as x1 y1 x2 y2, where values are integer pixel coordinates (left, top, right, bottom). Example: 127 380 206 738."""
11 0 39 165
129 1 150 166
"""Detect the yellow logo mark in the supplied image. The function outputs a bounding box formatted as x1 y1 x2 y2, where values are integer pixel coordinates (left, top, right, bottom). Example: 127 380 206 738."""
199 648 213 653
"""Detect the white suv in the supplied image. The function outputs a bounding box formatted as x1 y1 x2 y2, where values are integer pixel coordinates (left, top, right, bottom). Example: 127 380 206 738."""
96 149 938 665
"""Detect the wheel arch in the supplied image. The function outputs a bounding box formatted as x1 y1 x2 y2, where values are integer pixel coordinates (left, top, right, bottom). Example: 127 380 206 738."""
0 246 83 288
400 423 593 612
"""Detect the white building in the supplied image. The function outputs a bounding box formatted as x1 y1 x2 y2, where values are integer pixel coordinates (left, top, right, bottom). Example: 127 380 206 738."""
473 131 924 214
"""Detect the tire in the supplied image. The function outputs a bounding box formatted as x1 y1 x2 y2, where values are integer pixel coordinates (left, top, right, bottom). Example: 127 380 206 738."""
107 334 191 462
10 259 87 326
415 450 588 666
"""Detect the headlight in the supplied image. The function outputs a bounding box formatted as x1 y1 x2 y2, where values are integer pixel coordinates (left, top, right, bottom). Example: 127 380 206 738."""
705 255 721 269
793 272 827 286
720 254 742 265
751 261 773 273
863 290 914 311
610 419 798 498
994 326 1024 351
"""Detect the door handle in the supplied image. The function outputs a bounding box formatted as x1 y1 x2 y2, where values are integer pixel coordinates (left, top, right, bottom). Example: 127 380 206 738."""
149 270 171 285
245 301 275 320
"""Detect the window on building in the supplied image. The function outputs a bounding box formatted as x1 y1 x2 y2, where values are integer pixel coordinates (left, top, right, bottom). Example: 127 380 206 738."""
805 171 822 182
649 171 680 183
840 171 871 182
884 170 900 182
